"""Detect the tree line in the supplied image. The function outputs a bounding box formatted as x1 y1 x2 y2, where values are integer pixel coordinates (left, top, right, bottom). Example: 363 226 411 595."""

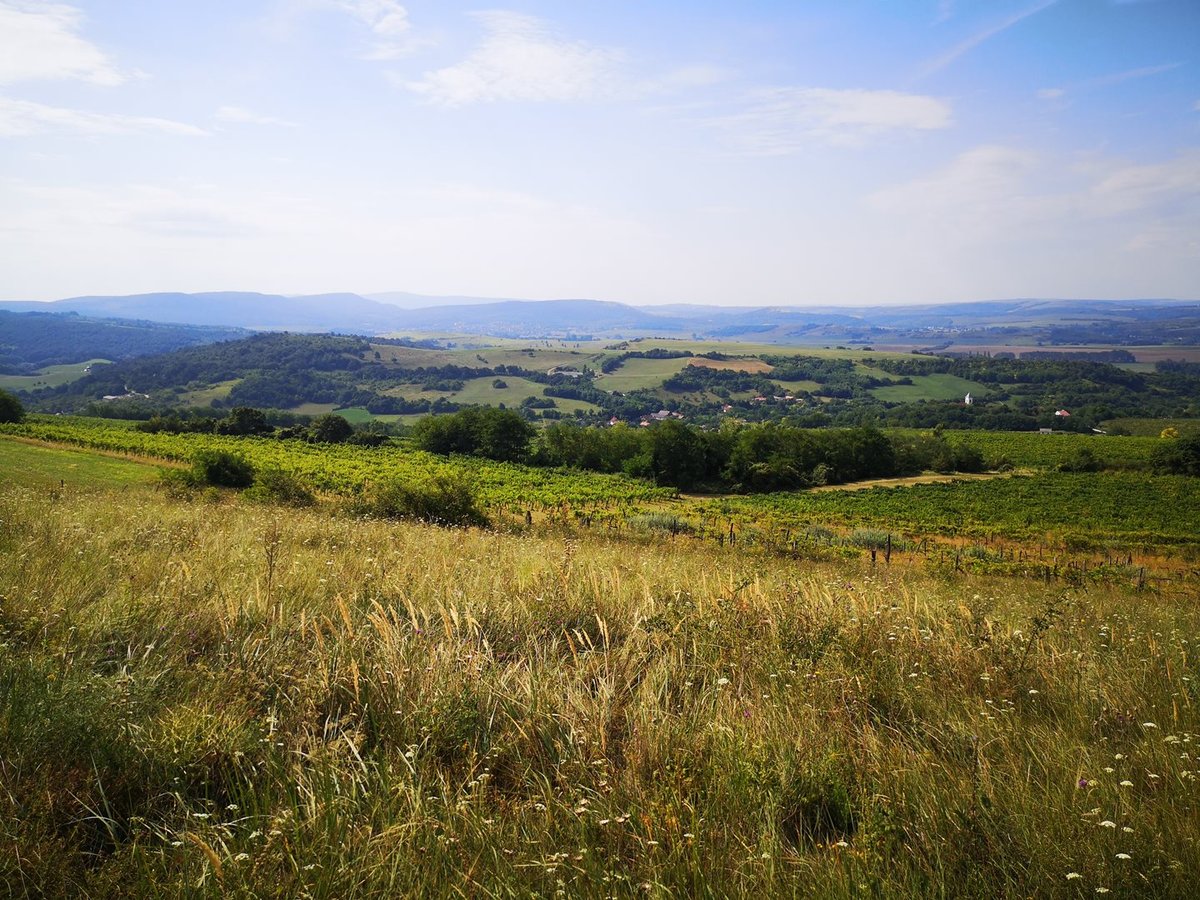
407 409 985 492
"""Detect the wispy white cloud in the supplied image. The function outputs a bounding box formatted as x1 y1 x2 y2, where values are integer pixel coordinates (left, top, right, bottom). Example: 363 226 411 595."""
215 105 297 127
268 1 418 59
705 87 952 154
934 1 957 25
406 11 623 105
917 0 1058 79
0 1 123 86
331 0 417 59
1039 62 1182 99
871 145 1040 217
643 65 735 94
1088 152 1200 215
0 96 206 137
870 145 1200 252
0 180 279 239
863 146 1200 298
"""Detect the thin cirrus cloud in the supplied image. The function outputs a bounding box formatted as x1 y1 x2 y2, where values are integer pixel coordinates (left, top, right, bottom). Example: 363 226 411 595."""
405 11 623 105
916 0 1058 79
0 0 123 85
0 96 207 138
705 88 953 154
1038 62 1183 100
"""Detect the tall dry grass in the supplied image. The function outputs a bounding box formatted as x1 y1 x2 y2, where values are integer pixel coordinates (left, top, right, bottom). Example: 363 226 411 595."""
0 483 1197 897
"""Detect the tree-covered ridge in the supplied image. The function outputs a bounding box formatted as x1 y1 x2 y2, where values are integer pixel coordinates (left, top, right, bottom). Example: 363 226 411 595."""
20 331 1200 433
0 310 247 372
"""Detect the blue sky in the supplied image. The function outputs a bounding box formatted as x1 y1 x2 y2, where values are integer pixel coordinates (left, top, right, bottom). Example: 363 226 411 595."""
1 0 1197 305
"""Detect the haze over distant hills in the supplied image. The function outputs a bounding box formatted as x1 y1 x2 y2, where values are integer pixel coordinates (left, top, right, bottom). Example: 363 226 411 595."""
2 292 1197 345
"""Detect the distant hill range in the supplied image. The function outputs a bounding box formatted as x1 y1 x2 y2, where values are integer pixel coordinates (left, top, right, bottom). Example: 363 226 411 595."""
1 292 1197 344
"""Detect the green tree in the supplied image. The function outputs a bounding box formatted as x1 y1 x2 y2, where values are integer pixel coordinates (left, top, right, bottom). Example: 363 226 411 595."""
412 408 534 463
648 420 707 489
217 407 270 436
309 414 354 443
0 389 24 424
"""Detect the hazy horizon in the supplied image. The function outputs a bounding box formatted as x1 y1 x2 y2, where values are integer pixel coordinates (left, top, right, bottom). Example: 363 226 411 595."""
1 1 1197 306
5 289 1197 314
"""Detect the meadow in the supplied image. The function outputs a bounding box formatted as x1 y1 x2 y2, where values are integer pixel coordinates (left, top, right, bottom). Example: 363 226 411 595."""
2 474 1198 897
0 359 111 393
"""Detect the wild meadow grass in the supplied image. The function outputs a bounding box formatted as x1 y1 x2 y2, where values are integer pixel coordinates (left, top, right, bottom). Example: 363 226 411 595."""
1 483 1198 897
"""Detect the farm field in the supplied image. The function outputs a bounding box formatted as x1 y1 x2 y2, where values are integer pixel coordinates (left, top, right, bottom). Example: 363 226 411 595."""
2 464 1199 896
176 377 241 405
1103 417 1200 436
876 343 1200 363
869 373 993 403
938 430 1162 469
0 358 110 392
383 375 602 415
597 355 695 392
708 472 1200 547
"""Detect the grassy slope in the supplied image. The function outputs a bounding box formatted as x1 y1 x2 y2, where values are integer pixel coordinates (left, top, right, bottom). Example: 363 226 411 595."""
598 356 694 392
395 375 602 414
870 373 993 402
2 481 1197 897
0 436 162 487
0 359 111 392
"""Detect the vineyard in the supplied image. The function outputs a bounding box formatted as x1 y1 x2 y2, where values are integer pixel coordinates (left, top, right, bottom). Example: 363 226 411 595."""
4 417 1195 561
706 472 1200 548
937 429 1161 469
0 417 673 510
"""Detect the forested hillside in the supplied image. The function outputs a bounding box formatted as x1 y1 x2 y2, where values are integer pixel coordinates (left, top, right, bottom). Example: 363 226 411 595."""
23 331 1200 433
0 310 246 372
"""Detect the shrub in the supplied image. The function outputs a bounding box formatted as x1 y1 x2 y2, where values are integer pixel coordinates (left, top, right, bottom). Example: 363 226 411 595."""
357 474 487 527
1057 447 1101 473
1152 433 1200 476
157 467 200 498
346 431 390 447
243 467 315 507
191 450 255 488
627 513 694 536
